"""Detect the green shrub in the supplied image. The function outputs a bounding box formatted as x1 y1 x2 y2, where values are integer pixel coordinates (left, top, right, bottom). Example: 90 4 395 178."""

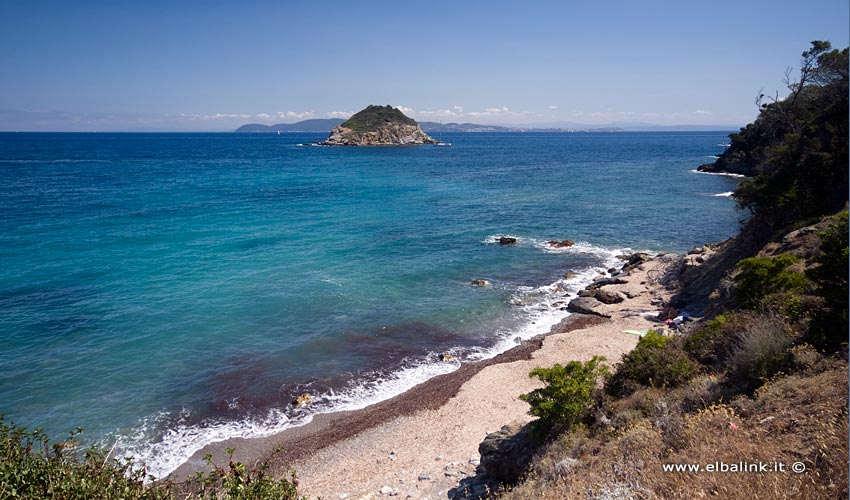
0 415 171 500
606 331 698 397
727 314 794 394
734 254 808 309
683 314 733 367
806 210 849 350
187 448 302 500
519 356 609 437
0 415 303 500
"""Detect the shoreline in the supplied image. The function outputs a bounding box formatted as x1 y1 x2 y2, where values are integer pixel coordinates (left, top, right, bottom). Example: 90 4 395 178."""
168 313 608 480
171 254 680 499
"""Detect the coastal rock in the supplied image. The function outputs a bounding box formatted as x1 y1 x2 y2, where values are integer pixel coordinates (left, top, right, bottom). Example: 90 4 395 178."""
470 279 491 287
587 277 627 290
498 236 517 245
439 353 456 362
595 288 625 304
567 297 611 317
563 272 577 279
547 239 575 248
479 421 535 484
294 393 312 407
622 252 652 271
318 105 436 146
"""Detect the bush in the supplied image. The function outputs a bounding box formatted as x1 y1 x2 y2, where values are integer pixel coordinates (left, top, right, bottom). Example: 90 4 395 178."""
727 314 794 394
806 210 849 350
187 449 302 500
0 415 303 500
734 254 808 309
683 314 734 367
519 356 609 437
606 331 698 397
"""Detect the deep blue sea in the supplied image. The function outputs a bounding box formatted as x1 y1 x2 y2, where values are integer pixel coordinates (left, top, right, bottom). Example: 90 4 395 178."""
0 131 741 477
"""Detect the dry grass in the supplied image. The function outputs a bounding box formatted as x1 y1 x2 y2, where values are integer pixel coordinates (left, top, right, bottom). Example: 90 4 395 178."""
499 364 848 500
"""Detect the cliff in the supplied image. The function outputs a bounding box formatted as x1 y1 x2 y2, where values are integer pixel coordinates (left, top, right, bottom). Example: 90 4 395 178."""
317 105 436 146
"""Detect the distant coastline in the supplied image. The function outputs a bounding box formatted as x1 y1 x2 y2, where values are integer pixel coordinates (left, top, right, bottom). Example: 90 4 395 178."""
235 119 626 134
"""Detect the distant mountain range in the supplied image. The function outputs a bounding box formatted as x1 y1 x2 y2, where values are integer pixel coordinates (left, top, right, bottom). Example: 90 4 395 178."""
235 119 346 133
235 119 626 134
235 119 739 134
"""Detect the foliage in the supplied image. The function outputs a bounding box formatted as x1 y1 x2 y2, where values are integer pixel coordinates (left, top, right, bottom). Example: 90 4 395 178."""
683 313 734 367
605 331 698 397
0 415 303 500
726 313 794 394
519 356 609 437
187 449 302 500
730 41 849 228
805 210 849 350
0 416 170 499
734 254 808 310
341 104 417 132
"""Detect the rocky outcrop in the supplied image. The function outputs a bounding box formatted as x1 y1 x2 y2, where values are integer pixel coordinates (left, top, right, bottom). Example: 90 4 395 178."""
566 297 611 317
317 105 437 146
319 122 436 146
478 421 535 484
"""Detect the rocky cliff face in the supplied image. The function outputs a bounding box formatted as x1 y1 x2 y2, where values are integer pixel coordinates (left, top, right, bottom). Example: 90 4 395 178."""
319 122 436 146
317 104 437 146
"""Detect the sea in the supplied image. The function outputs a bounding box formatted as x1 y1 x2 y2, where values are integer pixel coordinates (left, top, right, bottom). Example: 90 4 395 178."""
0 131 742 478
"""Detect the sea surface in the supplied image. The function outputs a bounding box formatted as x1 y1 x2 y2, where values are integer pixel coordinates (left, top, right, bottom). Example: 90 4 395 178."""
0 131 742 477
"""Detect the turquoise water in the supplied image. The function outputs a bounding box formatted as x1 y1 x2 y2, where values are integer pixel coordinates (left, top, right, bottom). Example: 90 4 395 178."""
0 131 740 476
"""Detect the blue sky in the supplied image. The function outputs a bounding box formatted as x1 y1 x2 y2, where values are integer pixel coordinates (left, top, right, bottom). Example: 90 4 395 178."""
1 0 847 131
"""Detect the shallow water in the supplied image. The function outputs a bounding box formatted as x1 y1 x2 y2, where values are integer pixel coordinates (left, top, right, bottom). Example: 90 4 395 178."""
0 131 741 477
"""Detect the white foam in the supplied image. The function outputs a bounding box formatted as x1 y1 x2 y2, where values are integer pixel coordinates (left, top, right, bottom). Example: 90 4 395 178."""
713 191 734 197
115 358 460 480
469 239 633 359
690 169 746 178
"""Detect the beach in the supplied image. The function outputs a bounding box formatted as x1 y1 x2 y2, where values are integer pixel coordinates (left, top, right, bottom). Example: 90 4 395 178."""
171 254 680 499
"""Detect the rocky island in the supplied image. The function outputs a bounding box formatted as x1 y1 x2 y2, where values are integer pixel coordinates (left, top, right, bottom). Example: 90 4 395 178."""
317 105 437 146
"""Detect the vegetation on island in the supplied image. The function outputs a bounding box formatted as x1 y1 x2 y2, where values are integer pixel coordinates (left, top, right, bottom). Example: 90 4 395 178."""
506 41 848 499
340 104 417 132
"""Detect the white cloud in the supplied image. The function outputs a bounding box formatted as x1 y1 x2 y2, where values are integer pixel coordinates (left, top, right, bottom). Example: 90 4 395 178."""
256 113 272 120
327 111 352 119
179 113 252 121
396 105 414 114
276 111 316 121
694 109 713 115
548 105 558 110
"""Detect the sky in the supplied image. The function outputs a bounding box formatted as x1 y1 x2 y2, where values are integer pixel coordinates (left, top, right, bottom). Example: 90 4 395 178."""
1 0 848 131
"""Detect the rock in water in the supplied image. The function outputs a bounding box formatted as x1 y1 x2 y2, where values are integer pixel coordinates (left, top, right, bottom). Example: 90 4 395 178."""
498 236 517 245
318 105 436 146
547 239 575 248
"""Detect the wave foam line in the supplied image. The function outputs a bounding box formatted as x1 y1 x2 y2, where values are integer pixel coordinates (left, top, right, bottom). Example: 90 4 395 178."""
690 169 746 178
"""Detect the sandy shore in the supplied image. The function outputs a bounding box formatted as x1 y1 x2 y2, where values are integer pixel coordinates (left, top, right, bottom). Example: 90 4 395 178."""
172 255 678 499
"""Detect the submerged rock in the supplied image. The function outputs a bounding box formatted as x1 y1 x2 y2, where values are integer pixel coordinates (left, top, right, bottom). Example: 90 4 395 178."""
294 393 312 407
470 279 491 287
498 236 517 245
547 239 575 248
